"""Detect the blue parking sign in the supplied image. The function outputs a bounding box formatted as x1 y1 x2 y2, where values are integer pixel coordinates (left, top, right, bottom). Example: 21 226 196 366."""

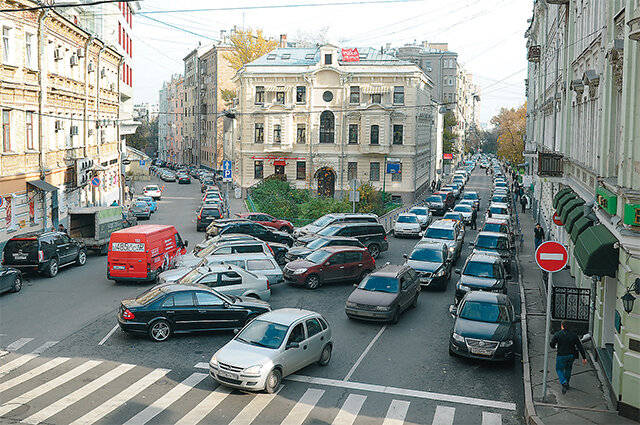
140 159 145 166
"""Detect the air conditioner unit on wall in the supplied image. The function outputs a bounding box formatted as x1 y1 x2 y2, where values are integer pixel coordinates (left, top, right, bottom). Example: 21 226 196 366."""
77 48 85 58
54 48 62 60
54 120 63 131
70 125 79 136
88 62 94 72
70 54 78 67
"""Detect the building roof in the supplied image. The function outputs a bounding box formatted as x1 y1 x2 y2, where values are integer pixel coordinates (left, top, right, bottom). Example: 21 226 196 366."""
246 47 412 67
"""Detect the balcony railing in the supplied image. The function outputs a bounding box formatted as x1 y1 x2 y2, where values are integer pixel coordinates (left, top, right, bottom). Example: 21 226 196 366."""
538 152 563 177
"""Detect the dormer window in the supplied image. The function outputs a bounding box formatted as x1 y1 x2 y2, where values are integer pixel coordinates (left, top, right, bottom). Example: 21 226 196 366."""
267 54 276 60
281 53 291 60
324 54 332 65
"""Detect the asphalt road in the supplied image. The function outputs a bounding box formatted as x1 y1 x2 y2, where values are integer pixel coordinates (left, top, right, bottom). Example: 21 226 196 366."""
0 169 525 425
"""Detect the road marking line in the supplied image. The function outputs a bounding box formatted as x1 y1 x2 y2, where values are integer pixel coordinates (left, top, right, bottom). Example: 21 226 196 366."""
0 360 101 416
193 362 208 369
98 324 119 346
539 253 564 261
123 372 208 425
382 400 410 425
0 350 9 357
482 411 502 425
6 337 34 351
332 393 367 425
228 386 283 425
22 363 135 425
432 405 455 425
30 341 59 355
174 385 232 425
69 368 169 425
286 375 516 411
344 325 387 381
281 388 325 425
0 353 36 376
0 357 70 392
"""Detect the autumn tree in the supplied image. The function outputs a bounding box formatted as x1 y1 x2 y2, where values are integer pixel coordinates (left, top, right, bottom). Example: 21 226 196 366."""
442 111 458 155
490 103 526 165
224 28 278 72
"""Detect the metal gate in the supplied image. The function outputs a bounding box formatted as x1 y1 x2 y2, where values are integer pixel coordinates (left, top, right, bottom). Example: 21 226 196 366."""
551 287 591 321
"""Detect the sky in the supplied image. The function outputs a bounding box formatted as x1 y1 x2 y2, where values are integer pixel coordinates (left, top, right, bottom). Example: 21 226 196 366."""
132 0 532 123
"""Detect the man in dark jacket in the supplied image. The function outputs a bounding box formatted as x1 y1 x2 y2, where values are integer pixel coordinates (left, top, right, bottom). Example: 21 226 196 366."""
550 321 587 393
470 205 477 229
534 223 545 250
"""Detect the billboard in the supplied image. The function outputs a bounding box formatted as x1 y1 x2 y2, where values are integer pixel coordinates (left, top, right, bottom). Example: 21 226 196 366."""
341 48 360 62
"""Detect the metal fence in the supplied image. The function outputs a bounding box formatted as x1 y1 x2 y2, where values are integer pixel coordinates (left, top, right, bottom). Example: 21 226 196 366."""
551 287 591 322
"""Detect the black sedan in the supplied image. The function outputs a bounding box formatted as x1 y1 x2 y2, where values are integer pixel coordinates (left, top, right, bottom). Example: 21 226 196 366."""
403 241 451 290
0 265 23 294
219 222 294 247
424 195 448 216
177 174 191 184
449 291 516 363
117 284 271 342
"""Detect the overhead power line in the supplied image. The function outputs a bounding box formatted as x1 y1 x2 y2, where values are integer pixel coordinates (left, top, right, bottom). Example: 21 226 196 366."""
0 0 134 13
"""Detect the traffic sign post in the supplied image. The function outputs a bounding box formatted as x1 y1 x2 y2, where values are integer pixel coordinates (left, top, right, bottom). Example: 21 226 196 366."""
536 241 569 402
91 177 101 187
552 212 564 226
222 160 232 217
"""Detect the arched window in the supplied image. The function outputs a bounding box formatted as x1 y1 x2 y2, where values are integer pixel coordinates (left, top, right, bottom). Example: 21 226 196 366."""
319 110 335 143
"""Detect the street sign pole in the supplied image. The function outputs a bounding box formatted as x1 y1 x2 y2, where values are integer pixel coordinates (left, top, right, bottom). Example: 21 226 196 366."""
541 270 553 402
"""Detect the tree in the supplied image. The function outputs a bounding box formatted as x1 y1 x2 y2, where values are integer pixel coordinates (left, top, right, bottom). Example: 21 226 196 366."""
220 88 237 107
127 116 158 155
224 28 278 71
292 27 329 47
490 103 526 165
442 111 458 155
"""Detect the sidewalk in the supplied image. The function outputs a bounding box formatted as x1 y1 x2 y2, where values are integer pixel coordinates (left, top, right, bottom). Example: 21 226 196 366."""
515 202 636 424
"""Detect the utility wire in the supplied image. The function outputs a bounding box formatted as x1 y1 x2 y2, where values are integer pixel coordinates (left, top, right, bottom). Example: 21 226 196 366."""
0 0 134 13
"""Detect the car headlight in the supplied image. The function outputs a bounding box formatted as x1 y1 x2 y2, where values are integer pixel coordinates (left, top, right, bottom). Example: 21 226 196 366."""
456 282 470 292
209 356 218 367
499 339 513 348
243 365 263 375
293 268 307 274
449 246 456 252
375 305 391 311
158 277 167 284
345 301 357 308
434 268 445 277
452 333 465 343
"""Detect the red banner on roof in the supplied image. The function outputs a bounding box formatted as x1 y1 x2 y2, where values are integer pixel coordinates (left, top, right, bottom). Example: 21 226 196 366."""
341 48 360 62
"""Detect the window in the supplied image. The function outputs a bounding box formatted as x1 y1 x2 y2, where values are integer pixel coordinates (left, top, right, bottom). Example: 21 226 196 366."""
195 291 224 306
255 86 265 104
296 124 306 144
344 251 363 263
348 124 358 144
306 319 323 338
296 86 306 103
370 162 380 181
25 112 33 150
288 323 306 344
25 33 33 68
328 252 345 265
296 161 306 180
392 163 402 181
425 60 431 68
371 93 382 104
2 27 11 63
173 291 194 307
254 160 263 179
322 91 333 102
254 123 264 143
273 124 282 143
319 110 334 143
350 86 360 104
370 125 379 145
347 162 357 181
324 54 332 65
2 109 10 151
393 125 403 145
275 91 285 104
393 86 404 104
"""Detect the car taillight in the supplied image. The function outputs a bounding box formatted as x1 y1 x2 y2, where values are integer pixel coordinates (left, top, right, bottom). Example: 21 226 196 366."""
197 214 201 220
384 235 388 241
122 309 135 320
267 245 274 255
38 250 44 262
267 280 270 290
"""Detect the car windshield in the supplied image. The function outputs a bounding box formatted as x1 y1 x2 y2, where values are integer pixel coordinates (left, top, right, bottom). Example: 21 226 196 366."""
409 248 443 262
459 301 511 323
476 235 509 250
306 238 330 250
426 196 443 204
397 215 418 223
317 225 342 236
454 205 472 212
201 209 221 217
306 250 332 264
358 275 399 293
464 193 478 200
311 216 334 228
425 228 454 240
410 208 428 215
443 213 462 221
137 197 152 202
463 261 501 278
236 319 289 349
490 207 508 215
177 267 206 283
134 202 147 208
146 186 159 191
483 223 507 233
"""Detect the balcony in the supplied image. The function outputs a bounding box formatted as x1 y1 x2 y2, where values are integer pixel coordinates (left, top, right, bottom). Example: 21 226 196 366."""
360 143 389 155
538 152 563 177
263 142 294 153
527 45 541 62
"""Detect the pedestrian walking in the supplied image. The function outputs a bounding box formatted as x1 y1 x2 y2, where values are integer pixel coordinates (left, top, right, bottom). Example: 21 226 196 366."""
534 223 545 250
436 180 442 190
518 186 524 200
550 321 587 394
58 223 67 234
470 206 477 229
520 195 528 213
431 180 436 192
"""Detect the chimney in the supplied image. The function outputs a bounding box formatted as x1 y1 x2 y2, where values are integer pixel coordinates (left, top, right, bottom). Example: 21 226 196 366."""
385 42 391 51
279 34 287 48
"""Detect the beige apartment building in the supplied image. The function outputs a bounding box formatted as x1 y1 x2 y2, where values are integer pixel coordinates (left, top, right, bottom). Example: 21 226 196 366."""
0 0 121 244
233 44 440 203
158 73 184 164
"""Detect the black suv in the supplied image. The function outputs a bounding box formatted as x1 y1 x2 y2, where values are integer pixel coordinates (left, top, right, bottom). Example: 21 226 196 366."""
218 222 294 247
2 231 87 277
296 222 388 259
196 206 222 232
454 252 511 305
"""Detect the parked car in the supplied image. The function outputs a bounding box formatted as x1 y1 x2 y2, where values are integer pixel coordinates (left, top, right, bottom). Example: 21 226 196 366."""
236 213 294 233
462 191 481 209
403 241 451 290
209 308 332 393
205 253 284 286
218 222 294 247
136 196 157 213
470 231 514 272
433 191 455 210
129 201 151 220
296 222 388 259
491 194 510 204
206 219 253 237
171 263 271 300
285 236 364 262
143 184 162 200
482 217 515 244
452 204 473 225
176 238 275 269
0 266 23 294
197 206 223 232
449 291 516 363
393 213 422 238
201 177 216 192
453 252 510 305
160 172 175 182
117 284 270 342
345 264 420 324
486 203 512 223
283 246 375 289
2 231 87 277
408 207 431 228
294 213 378 238
424 195 448 216
420 219 465 261
177 174 191 184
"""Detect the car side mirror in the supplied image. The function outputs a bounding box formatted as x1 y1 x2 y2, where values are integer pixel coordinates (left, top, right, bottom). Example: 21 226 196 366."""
286 341 300 350
454 269 461 274
233 328 240 334
184 240 189 248
325 262 331 266
223 302 230 308
468 242 474 247
402 254 408 259
449 305 458 317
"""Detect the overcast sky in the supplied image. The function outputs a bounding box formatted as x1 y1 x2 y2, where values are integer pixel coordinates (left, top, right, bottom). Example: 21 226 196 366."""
132 0 531 123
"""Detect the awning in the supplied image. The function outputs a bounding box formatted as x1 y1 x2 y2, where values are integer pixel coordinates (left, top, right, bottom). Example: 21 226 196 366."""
362 86 392 94
27 179 58 192
273 160 286 166
555 192 577 216
553 188 573 209
574 224 619 277
565 207 584 234
570 216 594 242
560 197 585 223
263 86 292 92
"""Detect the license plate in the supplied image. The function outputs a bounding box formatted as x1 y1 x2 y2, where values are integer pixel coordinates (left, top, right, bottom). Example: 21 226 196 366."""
470 347 493 356
217 370 238 380
358 311 377 317
113 265 126 270
12 253 27 260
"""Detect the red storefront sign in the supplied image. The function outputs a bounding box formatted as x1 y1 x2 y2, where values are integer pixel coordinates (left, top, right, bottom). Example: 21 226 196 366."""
341 48 360 62
443 153 453 160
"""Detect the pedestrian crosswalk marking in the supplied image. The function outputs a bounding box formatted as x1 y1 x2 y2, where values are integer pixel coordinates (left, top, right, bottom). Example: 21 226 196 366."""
30 341 59 355
432 405 456 425
0 353 36 376
6 338 34 351
69 367 169 425
331 393 367 425
0 350 9 357
21 363 136 425
382 400 410 425
227 387 282 425
174 383 232 425
482 411 502 425
281 388 325 425
0 360 101 417
0 357 69 392
123 372 208 425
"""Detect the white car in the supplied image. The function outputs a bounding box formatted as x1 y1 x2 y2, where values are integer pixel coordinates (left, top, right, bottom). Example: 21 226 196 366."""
408 207 431 228
486 202 512 224
143 184 162 200
452 204 473 225
393 213 422 237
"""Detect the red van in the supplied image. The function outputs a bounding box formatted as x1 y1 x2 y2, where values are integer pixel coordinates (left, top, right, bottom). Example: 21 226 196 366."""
107 225 188 282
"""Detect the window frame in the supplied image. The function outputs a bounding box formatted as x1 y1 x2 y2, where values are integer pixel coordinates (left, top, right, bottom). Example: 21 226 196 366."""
324 54 332 65
296 161 306 180
348 124 358 144
2 109 11 151
275 91 285 104
273 124 282 143
370 125 379 145
25 111 34 150
371 93 382 104
254 160 264 179
255 122 265 143
296 123 306 144
393 86 404 105
296 86 306 103
255 86 265 104
349 86 360 104
2 26 13 65
392 124 403 145
369 162 380 181
319 110 335 143
24 32 34 69
347 161 357 181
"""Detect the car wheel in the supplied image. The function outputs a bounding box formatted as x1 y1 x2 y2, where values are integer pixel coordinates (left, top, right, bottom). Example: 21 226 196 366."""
318 344 332 366
279 238 293 247
264 368 281 394
411 292 419 308
367 244 380 259
75 249 87 266
390 307 400 324
280 226 293 234
275 251 286 265
358 270 370 282
305 274 320 290
99 245 108 255
449 346 456 357
46 258 59 278
148 320 172 342
12 275 22 292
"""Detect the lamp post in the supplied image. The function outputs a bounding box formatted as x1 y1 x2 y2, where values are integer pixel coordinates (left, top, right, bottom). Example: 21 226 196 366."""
621 278 640 314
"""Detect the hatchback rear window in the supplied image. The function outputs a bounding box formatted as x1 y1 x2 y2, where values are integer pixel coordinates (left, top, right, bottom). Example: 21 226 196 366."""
5 239 38 252
483 223 508 234
201 209 221 217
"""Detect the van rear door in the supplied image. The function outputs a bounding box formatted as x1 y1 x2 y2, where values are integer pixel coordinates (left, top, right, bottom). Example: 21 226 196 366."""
109 235 148 278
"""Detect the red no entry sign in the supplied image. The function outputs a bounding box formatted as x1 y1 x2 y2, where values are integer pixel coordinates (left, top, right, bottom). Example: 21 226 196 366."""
552 213 563 226
535 241 568 272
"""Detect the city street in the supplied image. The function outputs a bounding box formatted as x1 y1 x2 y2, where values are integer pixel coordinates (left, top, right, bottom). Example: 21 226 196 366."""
0 169 524 424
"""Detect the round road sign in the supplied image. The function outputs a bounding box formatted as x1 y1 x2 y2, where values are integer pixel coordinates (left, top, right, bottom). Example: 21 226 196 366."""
552 212 564 226
535 241 568 273
91 177 101 187
0 196 4 208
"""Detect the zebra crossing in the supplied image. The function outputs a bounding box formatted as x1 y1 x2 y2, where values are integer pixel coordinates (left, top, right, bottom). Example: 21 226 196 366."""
1 336 59 355
0 353 516 425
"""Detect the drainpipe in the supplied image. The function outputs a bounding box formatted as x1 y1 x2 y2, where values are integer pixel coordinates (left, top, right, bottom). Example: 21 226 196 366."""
303 73 313 192
117 55 124 204
94 43 106 206
340 74 352 198
37 9 49 180
83 36 94 159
